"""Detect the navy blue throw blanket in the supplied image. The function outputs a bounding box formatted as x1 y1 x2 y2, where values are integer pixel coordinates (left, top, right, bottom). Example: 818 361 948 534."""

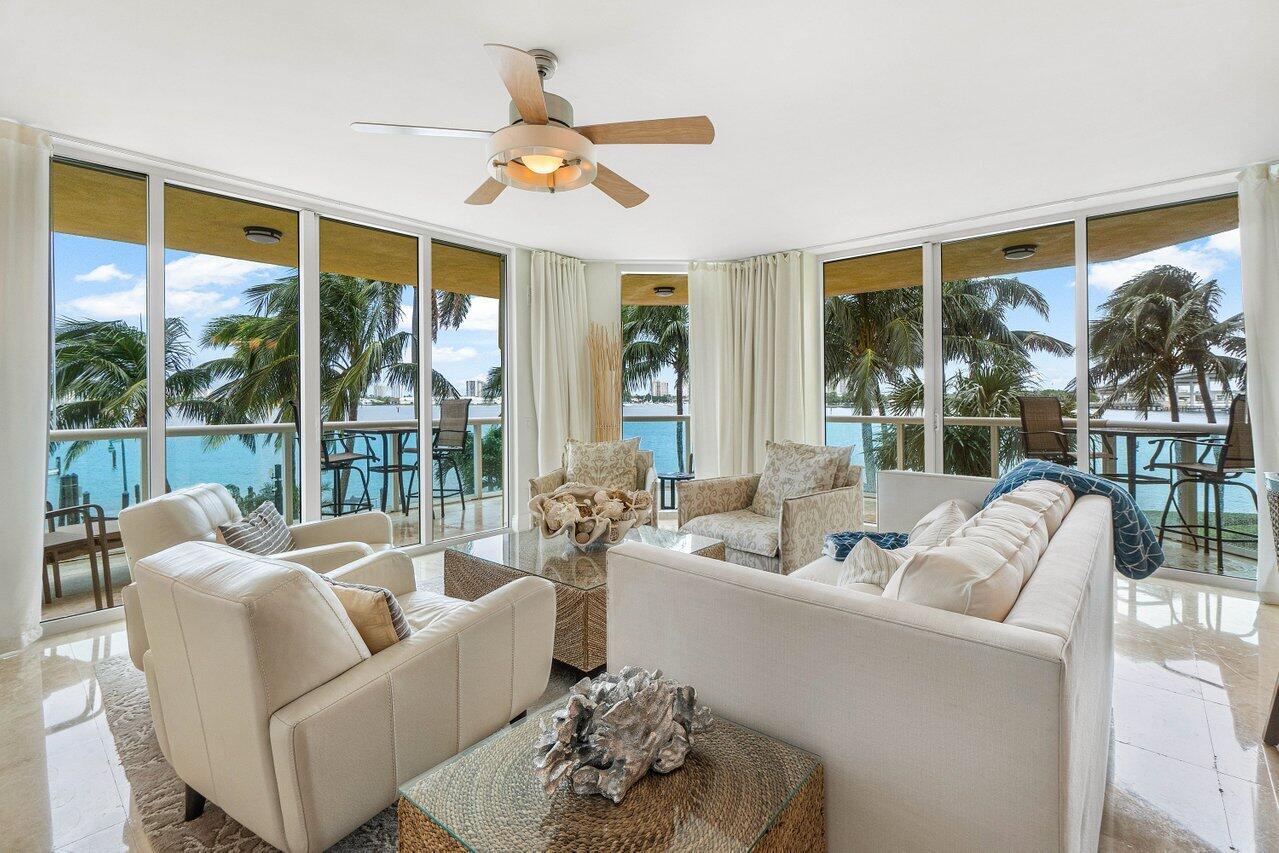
823 530 910 562
984 460 1164 579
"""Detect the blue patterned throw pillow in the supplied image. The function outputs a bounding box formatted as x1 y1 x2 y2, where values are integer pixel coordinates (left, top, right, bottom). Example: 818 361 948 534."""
824 530 910 562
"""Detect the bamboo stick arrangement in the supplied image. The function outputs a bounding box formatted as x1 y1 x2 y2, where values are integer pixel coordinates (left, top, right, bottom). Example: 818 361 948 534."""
588 322 622 442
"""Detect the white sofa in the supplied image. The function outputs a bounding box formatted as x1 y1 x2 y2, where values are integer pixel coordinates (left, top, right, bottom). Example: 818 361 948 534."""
131 539 556 852
607 470 1114 853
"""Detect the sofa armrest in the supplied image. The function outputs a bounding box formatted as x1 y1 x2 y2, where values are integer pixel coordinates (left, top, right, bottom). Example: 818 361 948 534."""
529 468 566 498
276 541 374 573
778 482 863 574
269 575 556 853
677 474 761 528
123 582 147 669
324 549 416 597
288 511 392 549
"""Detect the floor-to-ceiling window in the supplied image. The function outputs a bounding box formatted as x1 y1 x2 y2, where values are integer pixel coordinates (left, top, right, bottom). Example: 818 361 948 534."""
318 218 421 546
1087 196 1252 578
940 222 1077 477
45 160 149 620
620 274 691 494
823 247 925 523
430 242 505 540
163 186 302 521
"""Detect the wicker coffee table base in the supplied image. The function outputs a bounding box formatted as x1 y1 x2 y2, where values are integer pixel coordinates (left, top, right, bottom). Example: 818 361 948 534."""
444 541 726 671
397 764 825 852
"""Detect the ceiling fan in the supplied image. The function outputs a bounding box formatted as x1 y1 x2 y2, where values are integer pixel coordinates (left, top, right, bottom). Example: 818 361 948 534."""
352 44 714 209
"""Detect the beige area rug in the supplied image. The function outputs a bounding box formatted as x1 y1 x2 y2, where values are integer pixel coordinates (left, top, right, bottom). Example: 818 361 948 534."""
96 655 579 851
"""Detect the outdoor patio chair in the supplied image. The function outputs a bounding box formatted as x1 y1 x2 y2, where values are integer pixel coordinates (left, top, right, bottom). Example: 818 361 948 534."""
289 401 375 517
1154 395 1258 572
1017 395 1076 466
432 398 471 521
43 502 114 610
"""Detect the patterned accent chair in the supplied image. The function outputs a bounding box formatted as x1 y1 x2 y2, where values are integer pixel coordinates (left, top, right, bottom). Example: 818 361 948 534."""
676 443 863 574
529 440 660 527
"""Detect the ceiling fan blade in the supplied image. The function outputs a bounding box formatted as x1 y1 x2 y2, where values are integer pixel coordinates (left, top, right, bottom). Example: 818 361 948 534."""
593 164 649 208
575 116 715 145
351 122 492 139
483 43 548 125
465 178 507 205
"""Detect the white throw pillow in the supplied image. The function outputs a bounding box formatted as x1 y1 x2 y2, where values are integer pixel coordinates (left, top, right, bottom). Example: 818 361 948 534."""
837 539 923 588
907 499 976 547
881 540 1024 621
993 480 1074 537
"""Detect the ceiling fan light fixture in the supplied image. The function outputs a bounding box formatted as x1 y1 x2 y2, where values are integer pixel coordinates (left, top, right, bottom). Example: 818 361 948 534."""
653 286 676 297
519 153 565 174
1002 243 1037 261
244 226 282 245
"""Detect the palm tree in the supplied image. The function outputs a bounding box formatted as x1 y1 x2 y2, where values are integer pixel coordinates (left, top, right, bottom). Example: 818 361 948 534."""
621 304 690 469
196 273 463 444
848 276 1072 477
52 317 211 464
1089 266 1244 422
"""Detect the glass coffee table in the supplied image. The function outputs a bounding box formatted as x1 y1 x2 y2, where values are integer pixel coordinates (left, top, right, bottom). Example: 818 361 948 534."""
444 527 725 671
397 703 824 851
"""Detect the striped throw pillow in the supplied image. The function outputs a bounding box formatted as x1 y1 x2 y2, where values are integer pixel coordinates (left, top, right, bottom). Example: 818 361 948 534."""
218 502 294 556
837 539 923 588
324 578 411 654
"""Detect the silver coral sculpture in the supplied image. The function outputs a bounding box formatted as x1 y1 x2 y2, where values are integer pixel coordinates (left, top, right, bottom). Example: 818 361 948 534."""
532 666 714 803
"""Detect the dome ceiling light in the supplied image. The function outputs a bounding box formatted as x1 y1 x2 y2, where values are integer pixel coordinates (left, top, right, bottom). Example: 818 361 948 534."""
243 225 282 245
653 285 677 297
351 45 714 209
1002 244 1037 261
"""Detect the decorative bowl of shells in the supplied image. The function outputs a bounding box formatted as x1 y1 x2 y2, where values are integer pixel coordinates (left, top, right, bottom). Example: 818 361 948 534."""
528 483 654 551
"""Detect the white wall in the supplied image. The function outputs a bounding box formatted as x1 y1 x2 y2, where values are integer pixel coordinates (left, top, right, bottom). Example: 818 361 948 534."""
510 248 536 530
584 261 621 330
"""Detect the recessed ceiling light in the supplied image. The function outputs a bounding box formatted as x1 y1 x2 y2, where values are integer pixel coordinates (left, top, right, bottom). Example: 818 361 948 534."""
244 225 283 245
653 286 676 297
1002 244 1037 261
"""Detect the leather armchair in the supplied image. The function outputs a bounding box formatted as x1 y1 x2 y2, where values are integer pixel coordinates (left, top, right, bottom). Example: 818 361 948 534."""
119 483 400 671
133 540 556 852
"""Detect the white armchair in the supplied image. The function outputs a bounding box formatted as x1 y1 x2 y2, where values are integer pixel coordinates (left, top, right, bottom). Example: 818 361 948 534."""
133 540 556 852
118 483 399 671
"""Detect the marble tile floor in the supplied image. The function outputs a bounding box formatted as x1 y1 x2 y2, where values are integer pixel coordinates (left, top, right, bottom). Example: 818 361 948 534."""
4 554 1278 851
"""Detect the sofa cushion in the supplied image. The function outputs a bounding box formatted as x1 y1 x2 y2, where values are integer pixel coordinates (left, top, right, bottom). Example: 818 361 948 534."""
750 441 841 518
681 509 779 557
907 498 975 547
398 589 468 632
993 480 1074 538
564 438 640 490
218 501 295 556
323 578 411 654
837 539 924 588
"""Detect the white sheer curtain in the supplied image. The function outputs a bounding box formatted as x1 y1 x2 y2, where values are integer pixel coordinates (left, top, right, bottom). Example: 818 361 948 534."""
0 121 51 652
1240 164 1279 603
689 251 822 477
530 250 592 473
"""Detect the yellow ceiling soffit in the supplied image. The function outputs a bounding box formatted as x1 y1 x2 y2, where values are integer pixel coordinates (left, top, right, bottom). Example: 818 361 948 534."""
621 273 688 306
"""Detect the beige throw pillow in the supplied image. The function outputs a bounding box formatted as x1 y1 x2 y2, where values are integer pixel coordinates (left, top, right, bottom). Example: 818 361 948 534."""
777 440 857 488
837 539 923 588
324 579 411 654
750 441 841 518
881 540 1024 621
564 438 640 490
907 499 975 547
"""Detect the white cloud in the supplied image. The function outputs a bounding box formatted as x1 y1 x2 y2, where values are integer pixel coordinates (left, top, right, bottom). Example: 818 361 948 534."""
74 263 134 283
432 345 478 363
163 254 279 291
1206 229 1240 255
458 297 500 332
1088 243 1230 290
65 281 146 319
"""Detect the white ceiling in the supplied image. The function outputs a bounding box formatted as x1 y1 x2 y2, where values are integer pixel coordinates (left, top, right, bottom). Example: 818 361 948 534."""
3 1 1277 260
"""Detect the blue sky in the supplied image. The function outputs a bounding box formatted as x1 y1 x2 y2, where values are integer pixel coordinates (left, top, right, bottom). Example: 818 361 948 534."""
51 234 503 399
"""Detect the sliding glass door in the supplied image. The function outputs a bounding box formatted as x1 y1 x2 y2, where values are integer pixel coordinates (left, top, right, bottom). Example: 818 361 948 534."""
940 222 1076 477
620 274 691 484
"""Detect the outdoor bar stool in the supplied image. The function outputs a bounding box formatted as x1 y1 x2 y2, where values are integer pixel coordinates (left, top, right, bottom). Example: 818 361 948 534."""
432 398 471 521
1017 395 1076 466
291 401 375 517
43 502 114 610
1155 395 1259 572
